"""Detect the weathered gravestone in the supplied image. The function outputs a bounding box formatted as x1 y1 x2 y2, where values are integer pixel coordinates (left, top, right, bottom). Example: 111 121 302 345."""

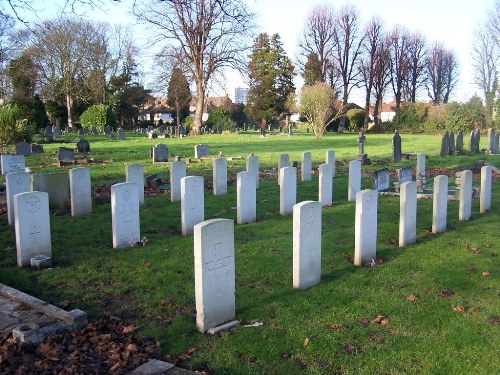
1 154 25 175
392 130 402 162
318 163 333 207
170 161 186 202
246 154 259 189
31 144 44 154
179 125 186 137
14 191 51 267
357 131 370 165
103 125 112 135
394 167 413 192
432 175 448 234
280 166 296 216
16 142 31 156
194 218 235 333
125 164 145 207
213 158 227 196
57 147 74 162
31 173 70 210
6 171 31 225
470 128 481 153
373 168 390 191
354 190 378 266
152 144 168 163
76 138 90 153
111 182 140 248
195 144 210 158
348 160 361 202
301 152 312 182
181 176 205 236
399 181 417 247
91 126 98 135
69 167 92 216
480 166 492 213
495 131 500 153
52 126 61 138
293 201 322 290
117 128 125 140
416 153 427 192
45 126 53 140
457 170 472 221
237 171 256 224
278 153 289 185
440 131 450 156
456 130 463 152
326 150 335 177
486 128 496 154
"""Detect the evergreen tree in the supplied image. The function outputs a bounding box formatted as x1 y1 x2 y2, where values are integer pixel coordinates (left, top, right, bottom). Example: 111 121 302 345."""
166 67 191 127
302 52 323 86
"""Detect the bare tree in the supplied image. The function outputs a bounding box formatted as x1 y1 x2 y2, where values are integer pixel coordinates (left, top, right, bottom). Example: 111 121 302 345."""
0 15 15 102
371 40 391 127
359 16 383 131
425 42 459 104
134 0 254 135
331 4 365 132
387 26 410 113
404 32 426 102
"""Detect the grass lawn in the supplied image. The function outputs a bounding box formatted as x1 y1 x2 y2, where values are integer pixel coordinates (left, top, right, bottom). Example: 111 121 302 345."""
1 130 499 374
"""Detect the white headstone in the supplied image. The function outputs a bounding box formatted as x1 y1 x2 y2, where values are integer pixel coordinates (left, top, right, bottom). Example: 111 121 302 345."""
111 182 140 248
246 154 259 189
326 150 335 177
170 161 186 202
293 201 322 290
181 176 205 235
194 218 235 332
399 181 417 247
14 191 51 267
126 164 144 207
6 172 30 225
278 153 289 184
69 167 92 216
213 158 227 196
1 154 25 175
280 166 296 216
432 175 448 233
416 153 426 178
318 163 333 207
480 166 492 213
301 152 312 182
348 160 362 202
31 173 70 210
354 190 378 266
459 170 472 221
237 171 256 224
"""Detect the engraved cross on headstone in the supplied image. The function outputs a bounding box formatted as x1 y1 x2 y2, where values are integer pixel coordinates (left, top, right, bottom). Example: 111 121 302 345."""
30 224 41 249
206 242 230 297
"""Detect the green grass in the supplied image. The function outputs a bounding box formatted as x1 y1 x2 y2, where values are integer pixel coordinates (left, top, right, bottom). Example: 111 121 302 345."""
1 131 499 374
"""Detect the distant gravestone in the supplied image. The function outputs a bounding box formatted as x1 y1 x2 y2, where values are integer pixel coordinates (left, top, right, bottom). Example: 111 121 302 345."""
469 130 476 153
373 168 390 191
458 170 472 221
472 128 481 153
399 181 417 247
111 182 140 248
170 161 186 202
486 128 496 154
293 201 322 290
69 167 92 216
280 166 296 216
57 147 74 162
45 126 53 140
416 153 427 192
278 153 289 184
392 130 402 162
52 126 61 138
354 190 378 266
31 144 44 154
1 154 25 175
456 130 463 152
14 191 52 267
195 144 209 158
181 176 205 236
397 167 413 184
326 150 335 177
480 166 492 213
76 138 90 153
194 218 235 332
16 142 31 156
432 175 448 234
357 131 369 165
448 131 455 154
318 163 333 207
495 131 500 153
213 158 227 196
440 131 450 156
6 171 31 225
125 164 145 207
246 154 259 189
179 125 186 137
77 129 84 136
301 152 312 182
117 128 125 140
152 144 168 163
237 171 256 224
217 124 222 134
104 125 112 135
31 173 70 210
348 160 361 202
91 126 98 135
148 131 158 140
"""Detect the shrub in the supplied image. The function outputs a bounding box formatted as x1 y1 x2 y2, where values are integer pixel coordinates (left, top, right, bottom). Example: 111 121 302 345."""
346 109 365 131
205 108 236 132
80 104 116 130
0 104 35 145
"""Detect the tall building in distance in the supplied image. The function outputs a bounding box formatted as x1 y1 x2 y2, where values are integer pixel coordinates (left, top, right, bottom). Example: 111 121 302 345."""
234 87 249 104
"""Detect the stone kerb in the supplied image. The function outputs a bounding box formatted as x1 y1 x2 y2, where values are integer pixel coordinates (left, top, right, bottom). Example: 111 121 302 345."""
194 218 236 332
293 201 322 290
111 182 140 248
14 191 52 267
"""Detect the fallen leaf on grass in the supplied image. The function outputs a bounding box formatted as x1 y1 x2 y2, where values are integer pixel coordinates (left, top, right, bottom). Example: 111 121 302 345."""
482 271 490 276
452 305 465 312
438 290 454 297
407 294 418 302
359 317 370 326
303 337 310 347
371 315 389 325
487 316 500 324
388 238 398 245
122 325 140 333
466 243 482 254
160 299 172 306
126 343 137 352
330 323 343 330
342 343 355 354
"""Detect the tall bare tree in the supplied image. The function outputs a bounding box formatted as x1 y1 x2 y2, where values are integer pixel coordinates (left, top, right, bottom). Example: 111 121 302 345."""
134 0 254 135
387 26 410 113
331 4 365 132
359 16 383 131
371 40 391 126
404 32 426 102
0 14 15 102
425 42 459 104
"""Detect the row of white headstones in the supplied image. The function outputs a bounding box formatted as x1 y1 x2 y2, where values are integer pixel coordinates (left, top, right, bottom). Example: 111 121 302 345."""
4 151 494 333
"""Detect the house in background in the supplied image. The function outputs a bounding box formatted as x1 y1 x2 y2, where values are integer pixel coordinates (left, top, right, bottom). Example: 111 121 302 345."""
189 94 233 121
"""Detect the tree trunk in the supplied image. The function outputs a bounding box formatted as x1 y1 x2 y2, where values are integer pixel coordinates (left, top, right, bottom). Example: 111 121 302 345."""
66 94 74 129
193 85 204 135
363 88 372 132
176 104 181 127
